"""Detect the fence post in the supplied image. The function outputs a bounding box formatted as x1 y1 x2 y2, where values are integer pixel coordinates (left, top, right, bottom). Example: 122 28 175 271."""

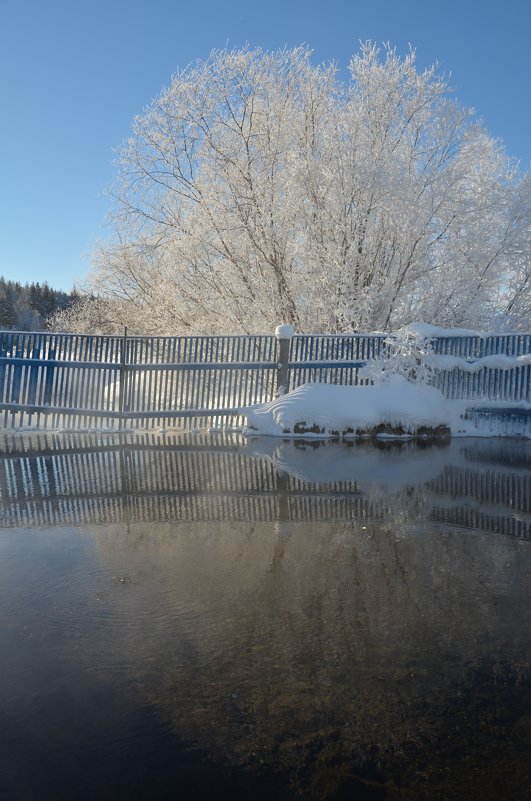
119 326 128 428
44 346 55 406
275 324 294 396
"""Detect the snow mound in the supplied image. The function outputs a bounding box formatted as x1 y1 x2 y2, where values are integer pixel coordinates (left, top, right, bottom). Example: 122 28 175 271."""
241 377 451 437
400 322 484 338
432 353 531 371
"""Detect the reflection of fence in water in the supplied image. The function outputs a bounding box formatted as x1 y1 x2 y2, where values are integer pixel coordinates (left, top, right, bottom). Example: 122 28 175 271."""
428 466 529 511
427 467 530 539
425 438 530 538
429 506 529 539
0 443 382 528
0 438 529 538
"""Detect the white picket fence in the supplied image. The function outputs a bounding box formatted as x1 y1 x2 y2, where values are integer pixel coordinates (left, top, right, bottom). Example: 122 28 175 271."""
0 328 529 430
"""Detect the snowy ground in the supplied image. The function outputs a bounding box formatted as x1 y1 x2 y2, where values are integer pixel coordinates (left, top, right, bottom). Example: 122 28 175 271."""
239 377 531 439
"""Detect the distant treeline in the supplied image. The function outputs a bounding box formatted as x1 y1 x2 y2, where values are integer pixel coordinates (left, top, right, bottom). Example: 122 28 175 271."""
0 277 78 331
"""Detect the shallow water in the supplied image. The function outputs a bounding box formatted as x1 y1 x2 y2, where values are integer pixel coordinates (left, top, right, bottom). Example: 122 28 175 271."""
0 433 530 800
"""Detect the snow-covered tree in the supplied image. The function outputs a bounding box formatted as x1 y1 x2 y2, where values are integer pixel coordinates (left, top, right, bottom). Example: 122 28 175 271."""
54 44 531 335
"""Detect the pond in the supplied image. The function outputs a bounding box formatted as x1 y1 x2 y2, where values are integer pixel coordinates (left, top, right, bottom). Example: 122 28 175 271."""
0 433 530 801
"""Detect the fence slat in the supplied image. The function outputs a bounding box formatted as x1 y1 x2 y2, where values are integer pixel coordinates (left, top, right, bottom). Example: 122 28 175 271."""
0 330 529 430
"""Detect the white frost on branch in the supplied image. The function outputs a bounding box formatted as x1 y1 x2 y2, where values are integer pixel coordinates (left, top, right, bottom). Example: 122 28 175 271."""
52 44 531 335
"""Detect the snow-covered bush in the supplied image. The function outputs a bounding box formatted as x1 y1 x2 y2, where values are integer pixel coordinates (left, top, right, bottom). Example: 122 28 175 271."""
359 330 435 386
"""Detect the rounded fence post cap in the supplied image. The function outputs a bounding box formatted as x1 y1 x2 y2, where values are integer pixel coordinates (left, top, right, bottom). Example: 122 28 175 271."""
275 324 295 339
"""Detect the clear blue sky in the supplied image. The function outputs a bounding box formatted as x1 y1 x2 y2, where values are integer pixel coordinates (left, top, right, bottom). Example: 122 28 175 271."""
1 0 530 291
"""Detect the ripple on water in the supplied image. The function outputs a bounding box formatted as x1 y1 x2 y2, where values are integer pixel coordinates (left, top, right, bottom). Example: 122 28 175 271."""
2 550 205 682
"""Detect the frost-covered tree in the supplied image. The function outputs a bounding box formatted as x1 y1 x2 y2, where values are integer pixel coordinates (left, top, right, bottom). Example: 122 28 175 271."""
54 44 531 335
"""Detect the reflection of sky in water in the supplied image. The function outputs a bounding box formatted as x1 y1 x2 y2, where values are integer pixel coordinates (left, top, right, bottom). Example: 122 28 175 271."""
0 434 530 800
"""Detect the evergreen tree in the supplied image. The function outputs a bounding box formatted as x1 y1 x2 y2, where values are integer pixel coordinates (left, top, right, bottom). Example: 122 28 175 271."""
0 277 77 330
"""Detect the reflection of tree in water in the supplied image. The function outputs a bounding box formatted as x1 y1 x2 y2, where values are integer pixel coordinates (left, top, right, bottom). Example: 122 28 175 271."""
383 661 531 801
2 434 529 797
89 516 531 799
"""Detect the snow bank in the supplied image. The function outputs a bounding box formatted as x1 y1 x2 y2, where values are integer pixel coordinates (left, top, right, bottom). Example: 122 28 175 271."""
240 381 531 439
241 376 451 437
400 322 485 338
432 354 531 371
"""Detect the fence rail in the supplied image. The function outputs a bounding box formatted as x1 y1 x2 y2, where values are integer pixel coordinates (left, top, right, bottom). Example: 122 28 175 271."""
0 328 530 430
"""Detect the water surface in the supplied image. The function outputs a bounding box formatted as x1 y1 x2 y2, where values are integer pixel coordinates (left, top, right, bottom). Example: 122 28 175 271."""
0 433 530 800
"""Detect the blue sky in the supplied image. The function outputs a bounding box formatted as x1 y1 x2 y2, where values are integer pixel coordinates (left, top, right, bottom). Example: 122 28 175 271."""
1 0 530 291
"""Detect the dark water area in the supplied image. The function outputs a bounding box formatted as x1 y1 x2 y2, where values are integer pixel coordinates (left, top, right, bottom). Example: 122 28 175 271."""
0 432 530 801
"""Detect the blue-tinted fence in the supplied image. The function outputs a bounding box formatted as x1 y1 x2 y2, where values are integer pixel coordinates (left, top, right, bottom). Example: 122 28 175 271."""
0 329 529 430
0 331 278 429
